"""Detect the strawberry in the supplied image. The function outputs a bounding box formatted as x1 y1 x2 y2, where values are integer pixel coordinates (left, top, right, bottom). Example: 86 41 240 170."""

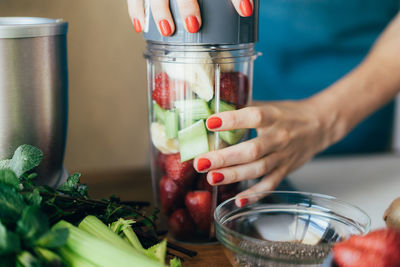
159 175 184 215
333 228 400 267
165 153 195 188
219 72 249 108
185 191 212 232
168 209 196 240
156 152 167 173
152 72 187 109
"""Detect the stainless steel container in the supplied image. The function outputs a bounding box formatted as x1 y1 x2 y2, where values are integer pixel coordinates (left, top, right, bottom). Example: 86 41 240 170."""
0 17 68 186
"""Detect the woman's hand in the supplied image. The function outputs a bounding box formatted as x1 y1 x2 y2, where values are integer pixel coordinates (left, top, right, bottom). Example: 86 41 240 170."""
127 0 253 35
194 99 339 207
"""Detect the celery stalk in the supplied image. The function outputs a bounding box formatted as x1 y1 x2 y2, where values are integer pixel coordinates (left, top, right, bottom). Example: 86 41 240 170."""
110 218 144 251
54 220 165 267
78 216 134 252
57 247 97 267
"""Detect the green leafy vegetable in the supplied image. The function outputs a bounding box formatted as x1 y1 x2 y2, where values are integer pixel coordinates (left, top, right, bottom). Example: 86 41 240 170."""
8 144 42 178
0 169 19 190
169 257 182 267
0 222 20 256
0 184 25 226
16 206 50 246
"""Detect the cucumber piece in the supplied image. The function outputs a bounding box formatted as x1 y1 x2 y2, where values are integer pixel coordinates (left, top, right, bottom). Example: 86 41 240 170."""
165 109 178 139
153 101 166 123
210 99 236 113
219 129 246 145
178 120 209 162
174 99 212 121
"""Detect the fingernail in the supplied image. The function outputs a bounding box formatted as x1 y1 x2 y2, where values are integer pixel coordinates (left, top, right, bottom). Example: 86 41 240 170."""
239 198 248 207
159 19 172 36
211 172 224 184
185 16 199 33
133 18 142 33
240 0 253 17
207 117 222 129
197 158 211 171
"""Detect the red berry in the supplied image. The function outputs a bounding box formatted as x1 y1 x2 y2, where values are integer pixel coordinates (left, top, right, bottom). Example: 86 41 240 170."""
165 153 195 188
333 228 400 267
168 209 196 240
219 72 249 108
156 152 167 173
152 72 187 109
185 191 212 233
159 175 184 215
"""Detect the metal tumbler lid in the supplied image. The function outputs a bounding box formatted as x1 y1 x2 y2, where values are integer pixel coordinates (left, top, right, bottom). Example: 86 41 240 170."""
0 17 68 38
143 0 258 45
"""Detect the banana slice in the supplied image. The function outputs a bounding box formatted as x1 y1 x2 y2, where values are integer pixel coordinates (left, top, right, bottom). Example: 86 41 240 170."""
163 51 214 101
150 122 179 154
211 51 235 73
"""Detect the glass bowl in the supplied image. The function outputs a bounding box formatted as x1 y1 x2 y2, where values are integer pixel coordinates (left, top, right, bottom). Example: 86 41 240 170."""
214 191 370 266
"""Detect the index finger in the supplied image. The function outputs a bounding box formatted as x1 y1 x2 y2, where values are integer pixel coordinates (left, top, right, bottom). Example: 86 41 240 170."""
206 106 278 131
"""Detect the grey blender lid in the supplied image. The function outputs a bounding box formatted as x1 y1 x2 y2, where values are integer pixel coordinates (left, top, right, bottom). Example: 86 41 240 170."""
0 17 68 38
144 0 258 45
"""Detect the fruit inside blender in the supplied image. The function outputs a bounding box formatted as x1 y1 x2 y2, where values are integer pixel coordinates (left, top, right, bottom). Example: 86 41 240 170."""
149 49 252 242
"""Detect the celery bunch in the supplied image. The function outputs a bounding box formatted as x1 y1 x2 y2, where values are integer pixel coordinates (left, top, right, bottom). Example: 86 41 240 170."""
54 216 181 267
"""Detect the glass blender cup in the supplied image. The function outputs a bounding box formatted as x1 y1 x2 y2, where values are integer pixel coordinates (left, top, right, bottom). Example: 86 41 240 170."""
144 0 259 243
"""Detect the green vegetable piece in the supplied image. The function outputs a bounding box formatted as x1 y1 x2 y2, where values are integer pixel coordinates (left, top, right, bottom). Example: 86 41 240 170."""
165 110 179 139
169 257 182 267
54 220 165 267
78 216 136 253
219 129 246 145
0 169 19 190
0 255 15 267
16 206 49 246
0 221 20 256
23 189 42 207
0 184 25 226
210 99 236 113
35 228 68 249
58 173 88 198
175 99 212 121
34 247 62 265
57 247 97 267
8 145 43 178
110 218 144 252
154 101 166 124
0 160 10 169
146 239 167 264
178 120 209 162
16 251 40 267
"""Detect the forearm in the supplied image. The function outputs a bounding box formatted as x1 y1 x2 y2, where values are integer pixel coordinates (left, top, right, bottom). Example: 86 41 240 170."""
310 12 400 147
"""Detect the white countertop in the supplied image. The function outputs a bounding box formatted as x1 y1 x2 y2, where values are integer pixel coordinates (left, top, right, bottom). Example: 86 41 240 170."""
288 154 400 230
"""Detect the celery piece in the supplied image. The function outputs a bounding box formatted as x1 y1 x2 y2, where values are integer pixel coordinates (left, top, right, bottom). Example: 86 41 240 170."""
165 110 179 139
219 129 246 145
54 220 164 267
178 120 209 162
146 239 167 264
110 218 144 252
78 216 134 252
174 99 212 121
154 101 166 124
34 247 62 265
210 99 236 113
170 257 182 267
57 247 97 267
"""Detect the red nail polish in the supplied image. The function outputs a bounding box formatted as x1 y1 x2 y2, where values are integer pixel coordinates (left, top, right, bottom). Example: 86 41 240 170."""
239 198 248 207
207 117 222 129
240 0 253 17
197 158 211 171
185 16 199 33
159 19 172 36
211 172 224 184
133 19 142 33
